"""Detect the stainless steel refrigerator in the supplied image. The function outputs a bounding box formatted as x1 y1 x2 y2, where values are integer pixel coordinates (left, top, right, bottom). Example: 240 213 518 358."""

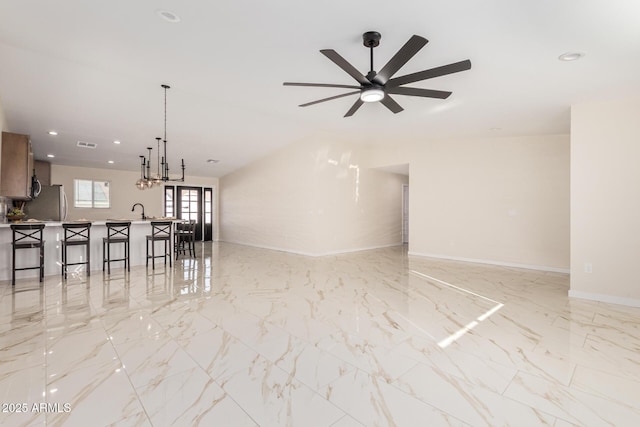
24 184 68 221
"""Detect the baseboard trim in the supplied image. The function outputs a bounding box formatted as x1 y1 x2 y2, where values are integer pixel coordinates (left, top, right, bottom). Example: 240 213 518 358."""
218 240 402 257
568 290 640 308
407 251 570 274
217 240 317 256
315 243 401 257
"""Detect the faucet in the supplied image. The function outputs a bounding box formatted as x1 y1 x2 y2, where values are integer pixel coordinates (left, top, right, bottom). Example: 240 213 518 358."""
131 203 146 220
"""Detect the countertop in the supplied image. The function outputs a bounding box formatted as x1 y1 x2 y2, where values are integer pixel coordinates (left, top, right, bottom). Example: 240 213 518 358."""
0 218 178 228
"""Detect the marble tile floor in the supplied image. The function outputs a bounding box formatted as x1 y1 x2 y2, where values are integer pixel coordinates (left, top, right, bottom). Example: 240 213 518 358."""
1 242 639 426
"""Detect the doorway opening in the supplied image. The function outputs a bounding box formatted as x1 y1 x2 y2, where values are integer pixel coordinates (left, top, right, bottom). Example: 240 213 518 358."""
164 185 215 241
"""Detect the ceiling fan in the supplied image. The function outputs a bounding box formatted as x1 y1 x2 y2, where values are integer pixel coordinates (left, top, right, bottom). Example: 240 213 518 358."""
284 31 471 117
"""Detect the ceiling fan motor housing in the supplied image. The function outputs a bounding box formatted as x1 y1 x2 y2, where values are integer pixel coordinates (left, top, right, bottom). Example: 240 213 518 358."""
362 31 381 48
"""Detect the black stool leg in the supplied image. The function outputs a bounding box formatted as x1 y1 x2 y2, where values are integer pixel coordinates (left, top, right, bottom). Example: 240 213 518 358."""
12 245 16 287
40 245 45 282
87 241 91 276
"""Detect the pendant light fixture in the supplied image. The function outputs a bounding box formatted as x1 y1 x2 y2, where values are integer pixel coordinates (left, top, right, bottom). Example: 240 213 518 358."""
135 84 186 189
136 155 147 190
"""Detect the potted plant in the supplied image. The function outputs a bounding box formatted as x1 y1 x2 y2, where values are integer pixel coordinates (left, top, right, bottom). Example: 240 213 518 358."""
6 207 26 222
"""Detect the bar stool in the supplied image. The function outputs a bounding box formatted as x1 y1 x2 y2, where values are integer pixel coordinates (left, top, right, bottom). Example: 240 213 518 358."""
174 220 196 259
103 221 131 274
61 222 92 279
146 221 172 269
11 223 46 286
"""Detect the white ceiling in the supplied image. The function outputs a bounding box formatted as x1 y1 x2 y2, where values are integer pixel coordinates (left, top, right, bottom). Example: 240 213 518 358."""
0 1 639 178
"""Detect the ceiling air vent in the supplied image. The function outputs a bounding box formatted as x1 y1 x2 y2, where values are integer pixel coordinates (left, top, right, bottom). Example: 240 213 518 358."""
77 141 97 149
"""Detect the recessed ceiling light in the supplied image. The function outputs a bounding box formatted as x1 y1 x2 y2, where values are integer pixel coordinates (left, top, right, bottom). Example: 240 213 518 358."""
157 10 181 23
113 140 121 144
558 52 585 62
48 131 58 136
206 159 219 164
490 127 502 131
47 154 55 158
108 160 114 164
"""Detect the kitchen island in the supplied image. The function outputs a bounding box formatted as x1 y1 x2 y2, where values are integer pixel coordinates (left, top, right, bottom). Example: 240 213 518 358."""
0 220 175 282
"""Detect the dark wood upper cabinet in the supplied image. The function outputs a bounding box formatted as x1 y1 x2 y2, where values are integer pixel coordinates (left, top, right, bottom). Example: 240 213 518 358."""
34 160 51 186
1 131 34 200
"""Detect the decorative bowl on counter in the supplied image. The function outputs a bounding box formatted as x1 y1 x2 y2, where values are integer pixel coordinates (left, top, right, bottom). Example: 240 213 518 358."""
6 214 26 222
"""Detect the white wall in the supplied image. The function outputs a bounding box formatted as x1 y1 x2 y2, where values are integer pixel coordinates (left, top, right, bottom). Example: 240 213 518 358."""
0 96 6 181
51 164 217 221
219 140 318 253
0 96 6 132
219 137 407 255
368 134 570 271
312 140 407 254
570 96 640 306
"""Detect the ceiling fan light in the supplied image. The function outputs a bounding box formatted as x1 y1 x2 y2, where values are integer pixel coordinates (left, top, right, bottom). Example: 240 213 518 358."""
360 88 385 103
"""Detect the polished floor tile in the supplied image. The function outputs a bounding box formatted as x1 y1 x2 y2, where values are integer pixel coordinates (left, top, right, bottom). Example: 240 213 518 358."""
0 242 639 426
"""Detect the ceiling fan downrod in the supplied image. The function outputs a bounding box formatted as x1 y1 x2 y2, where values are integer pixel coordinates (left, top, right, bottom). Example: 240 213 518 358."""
363 31 381 79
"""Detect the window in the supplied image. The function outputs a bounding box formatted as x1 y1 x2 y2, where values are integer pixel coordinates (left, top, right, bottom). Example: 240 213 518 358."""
74 179 110 208
204 188 212 224
180 188 199 222
164 186 175 217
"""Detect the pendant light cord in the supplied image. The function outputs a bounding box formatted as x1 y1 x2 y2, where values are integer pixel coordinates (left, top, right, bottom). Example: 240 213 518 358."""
162 84 170 180
156 137 161 178
164 85 168 144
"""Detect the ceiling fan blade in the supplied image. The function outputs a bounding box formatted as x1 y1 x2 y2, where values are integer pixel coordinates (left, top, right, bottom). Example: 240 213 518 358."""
387 59 472 88
320 49 370 85
386 86 452 99
344 98 364 117
380 94 404 114
299 91 360 107
284 82 362 90
372 35 428 85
